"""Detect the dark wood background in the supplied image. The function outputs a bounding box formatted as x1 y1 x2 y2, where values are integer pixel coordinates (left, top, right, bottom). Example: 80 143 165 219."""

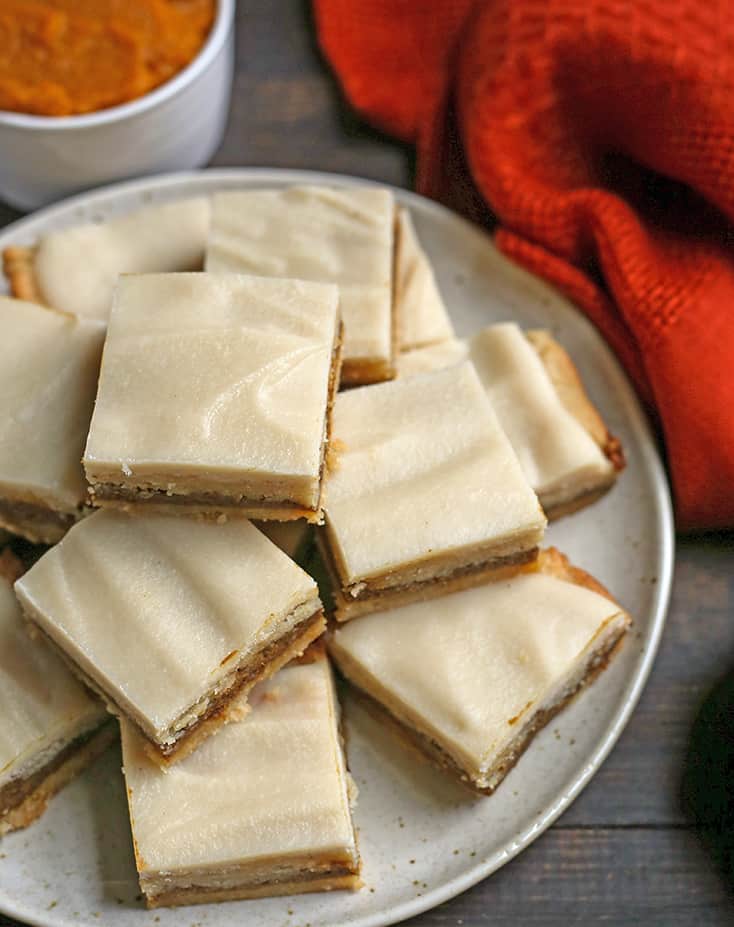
2 3 734 925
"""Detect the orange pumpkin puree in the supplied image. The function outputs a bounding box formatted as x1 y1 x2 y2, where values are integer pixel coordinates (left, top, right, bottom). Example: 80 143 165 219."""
0 0 216 117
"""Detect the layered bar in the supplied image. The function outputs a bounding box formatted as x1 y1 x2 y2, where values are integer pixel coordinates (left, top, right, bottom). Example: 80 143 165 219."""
0 296 105 543
14 511 326 765
3 197 210 321
83 273 342 523
206 186 396 384
398 323 625 518
321 361 546 621
0 550 113 837
121 652 360 907
394 207 454 351
329 548 630 795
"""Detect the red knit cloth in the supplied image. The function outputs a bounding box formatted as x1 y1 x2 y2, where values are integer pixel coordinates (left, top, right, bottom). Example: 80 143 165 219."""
314 0 734 530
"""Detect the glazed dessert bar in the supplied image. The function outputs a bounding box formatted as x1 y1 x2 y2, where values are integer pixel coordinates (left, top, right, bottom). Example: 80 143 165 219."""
394 207 454 351
122 651 361 908
0 296 105 543
3 197 210 321
0 551 113 837
14 511 325 765
398 323 624 518
329 548 630 795
320 361 546 621
83 273 341 523
206 185 395 384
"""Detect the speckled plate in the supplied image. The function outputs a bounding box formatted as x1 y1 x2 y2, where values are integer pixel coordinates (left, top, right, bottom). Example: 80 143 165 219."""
0 169 674 927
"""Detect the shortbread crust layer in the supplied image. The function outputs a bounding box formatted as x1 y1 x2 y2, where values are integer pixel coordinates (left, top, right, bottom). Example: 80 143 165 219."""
319 531 539 621
144 867 362 908
87 488 326 524
2 246 40 305
0 722 116 836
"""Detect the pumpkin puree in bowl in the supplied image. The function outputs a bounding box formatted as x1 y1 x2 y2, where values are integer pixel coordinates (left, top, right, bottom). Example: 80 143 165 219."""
0 0 216 117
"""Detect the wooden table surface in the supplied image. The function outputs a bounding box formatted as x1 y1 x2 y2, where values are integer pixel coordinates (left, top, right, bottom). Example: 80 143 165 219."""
2 4 734 925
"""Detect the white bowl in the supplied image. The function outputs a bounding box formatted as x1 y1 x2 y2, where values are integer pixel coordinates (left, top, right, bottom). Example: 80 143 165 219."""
0 0 235 210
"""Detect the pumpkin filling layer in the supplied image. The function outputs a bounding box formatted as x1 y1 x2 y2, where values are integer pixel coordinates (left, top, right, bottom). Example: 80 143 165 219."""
0 1 216 117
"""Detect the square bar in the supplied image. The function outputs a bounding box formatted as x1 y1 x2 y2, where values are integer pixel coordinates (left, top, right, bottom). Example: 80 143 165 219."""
321 361 546 620
122 652 360 907
394 207 454 351
0 551 113 836
206 186 395 384
3 197 210 321
14 511 325 765
0 296 105 543
397 323 625 518
83 273 341 523
329 548 630 794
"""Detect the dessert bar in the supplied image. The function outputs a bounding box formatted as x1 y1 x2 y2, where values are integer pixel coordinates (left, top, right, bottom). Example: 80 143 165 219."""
122 651 360 907
15 511 325 765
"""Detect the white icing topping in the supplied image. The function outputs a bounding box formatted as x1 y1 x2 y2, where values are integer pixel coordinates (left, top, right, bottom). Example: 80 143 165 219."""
206 186 394 365
331 571 626 775
325 361 545 583
83 273 339 505
35 198 210 321
468 324 613 496
15 511 319 740
395 208 454 350
121 659 357 873
0 297 105 511
397 338 468 378
0 580 104 789
397 323 613 500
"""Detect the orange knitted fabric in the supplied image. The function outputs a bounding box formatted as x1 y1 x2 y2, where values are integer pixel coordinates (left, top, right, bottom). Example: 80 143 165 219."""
315 0 734 530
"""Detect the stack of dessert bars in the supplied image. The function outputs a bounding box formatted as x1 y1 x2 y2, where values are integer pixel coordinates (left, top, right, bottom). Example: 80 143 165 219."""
0 185 629 908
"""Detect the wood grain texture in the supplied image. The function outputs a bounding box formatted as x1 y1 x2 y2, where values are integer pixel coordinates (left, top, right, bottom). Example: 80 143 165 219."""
2 2 734 925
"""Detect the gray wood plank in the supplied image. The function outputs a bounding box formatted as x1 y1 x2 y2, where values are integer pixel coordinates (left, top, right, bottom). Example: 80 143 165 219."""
402 827 734 926
562 536 734 828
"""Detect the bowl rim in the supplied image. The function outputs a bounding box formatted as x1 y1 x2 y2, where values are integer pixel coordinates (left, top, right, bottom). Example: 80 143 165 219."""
0 0 235 131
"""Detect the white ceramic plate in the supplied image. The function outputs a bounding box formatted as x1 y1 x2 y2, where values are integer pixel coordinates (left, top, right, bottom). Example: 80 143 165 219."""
0 169 674 927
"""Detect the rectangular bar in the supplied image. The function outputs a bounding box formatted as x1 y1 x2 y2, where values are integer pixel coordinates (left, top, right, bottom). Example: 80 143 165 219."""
329 548 630 794
14 512 325 765
83 273 342 524
122 653 360 907
321 361 546 620
397 323 625 518
0 550 113 836
3 198 210 321
206 186 396 384
0 296 105 544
